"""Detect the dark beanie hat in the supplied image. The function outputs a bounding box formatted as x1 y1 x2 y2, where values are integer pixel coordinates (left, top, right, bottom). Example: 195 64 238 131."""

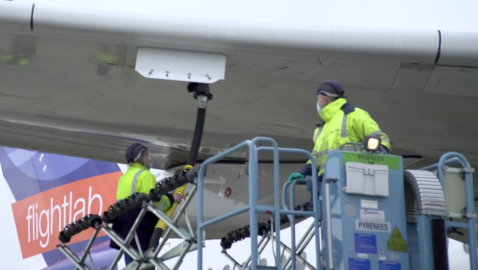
316 80 345 98
125 143 148 163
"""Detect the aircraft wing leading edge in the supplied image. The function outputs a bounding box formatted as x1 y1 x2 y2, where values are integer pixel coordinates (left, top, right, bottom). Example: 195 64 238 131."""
0 2 448 62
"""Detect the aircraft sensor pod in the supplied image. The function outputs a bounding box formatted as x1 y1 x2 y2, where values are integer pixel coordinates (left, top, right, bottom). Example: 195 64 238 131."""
135 48 226 83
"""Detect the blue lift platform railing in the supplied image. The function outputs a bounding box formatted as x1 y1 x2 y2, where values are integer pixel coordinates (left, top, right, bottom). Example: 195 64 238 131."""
282 178 321 270
420 153 477 270
196 137 321 270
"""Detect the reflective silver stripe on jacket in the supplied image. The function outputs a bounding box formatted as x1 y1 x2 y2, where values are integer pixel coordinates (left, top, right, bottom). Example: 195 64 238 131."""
131 170 145 194
312 149 329 159
369 130 389 144
314 125 324 143
369 130 384 137
341 114 348 138
313 113 349 168
316 114 348 142
311 149 329 166
157 197 166 210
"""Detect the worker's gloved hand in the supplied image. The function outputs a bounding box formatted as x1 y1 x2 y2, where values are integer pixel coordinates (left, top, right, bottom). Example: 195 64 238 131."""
185 168 199 180
288 172 305 183
379 145 390 155
172 193 183 204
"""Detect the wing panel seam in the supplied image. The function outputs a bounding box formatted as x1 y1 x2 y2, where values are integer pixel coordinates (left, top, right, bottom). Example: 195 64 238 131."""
434 30 442 65
30 4 35 31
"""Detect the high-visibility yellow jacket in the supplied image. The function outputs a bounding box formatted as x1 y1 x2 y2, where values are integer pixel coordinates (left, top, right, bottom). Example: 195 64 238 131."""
305 98 391 176
116 163 172 210
111 163 173 251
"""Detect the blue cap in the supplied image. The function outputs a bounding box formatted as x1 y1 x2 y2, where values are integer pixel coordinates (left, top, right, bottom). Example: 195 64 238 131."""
316 80 345 98
125 143 148 163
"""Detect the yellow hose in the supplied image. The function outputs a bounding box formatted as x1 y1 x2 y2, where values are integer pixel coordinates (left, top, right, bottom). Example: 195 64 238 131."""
155 165 192 230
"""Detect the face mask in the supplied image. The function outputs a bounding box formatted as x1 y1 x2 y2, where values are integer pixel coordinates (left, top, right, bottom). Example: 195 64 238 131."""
317 103 322 112
141 158 153 170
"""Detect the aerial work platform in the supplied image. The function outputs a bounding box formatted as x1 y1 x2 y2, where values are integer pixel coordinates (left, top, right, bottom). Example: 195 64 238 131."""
55 136 477 270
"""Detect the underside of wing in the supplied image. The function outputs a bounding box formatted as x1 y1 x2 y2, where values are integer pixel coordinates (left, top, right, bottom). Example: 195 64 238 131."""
0 1 477 174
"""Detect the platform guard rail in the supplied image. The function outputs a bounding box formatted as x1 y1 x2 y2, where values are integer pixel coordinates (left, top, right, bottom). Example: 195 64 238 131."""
281 179 321 270
196 137 321 270
420 153 477 270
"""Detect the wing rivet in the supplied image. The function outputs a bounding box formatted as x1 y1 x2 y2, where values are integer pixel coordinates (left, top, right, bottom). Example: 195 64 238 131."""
225 187 232 198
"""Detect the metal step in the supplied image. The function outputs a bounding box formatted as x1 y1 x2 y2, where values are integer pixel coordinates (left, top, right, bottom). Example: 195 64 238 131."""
243 267 283 270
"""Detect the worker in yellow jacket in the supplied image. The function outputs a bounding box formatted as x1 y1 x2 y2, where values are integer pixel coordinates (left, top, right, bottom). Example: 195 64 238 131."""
289 80 391 194
110 143 182 265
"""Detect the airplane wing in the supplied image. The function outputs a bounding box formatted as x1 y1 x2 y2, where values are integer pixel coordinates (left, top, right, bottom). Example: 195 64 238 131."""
1 1 477 172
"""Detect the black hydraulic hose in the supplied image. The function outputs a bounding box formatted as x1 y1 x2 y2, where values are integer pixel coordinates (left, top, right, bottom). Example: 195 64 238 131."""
148 83 211 250
187 108 206 166
220 202 313 249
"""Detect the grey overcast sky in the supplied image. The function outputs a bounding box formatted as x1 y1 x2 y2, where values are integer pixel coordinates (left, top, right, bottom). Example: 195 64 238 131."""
2 0 477 269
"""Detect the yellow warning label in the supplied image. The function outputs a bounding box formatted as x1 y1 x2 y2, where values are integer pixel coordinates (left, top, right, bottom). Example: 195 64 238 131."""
387 226 407 252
